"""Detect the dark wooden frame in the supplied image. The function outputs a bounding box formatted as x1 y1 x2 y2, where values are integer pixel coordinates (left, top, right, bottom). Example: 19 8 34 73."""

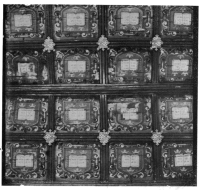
2 5 197 186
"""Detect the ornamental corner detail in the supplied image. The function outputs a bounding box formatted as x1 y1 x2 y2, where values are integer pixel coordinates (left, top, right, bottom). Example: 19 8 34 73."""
98 129 111 145
151 130 164 146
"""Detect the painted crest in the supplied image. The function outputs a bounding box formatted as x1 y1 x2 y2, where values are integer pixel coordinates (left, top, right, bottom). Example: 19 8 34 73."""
150 35 163 51
43 130 57 145
151 130 164 145
97 35 110 51
98 129 111 145
43 37 55 53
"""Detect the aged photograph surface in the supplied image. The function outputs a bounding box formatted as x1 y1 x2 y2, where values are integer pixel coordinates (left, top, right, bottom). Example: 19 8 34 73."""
2 4 197 186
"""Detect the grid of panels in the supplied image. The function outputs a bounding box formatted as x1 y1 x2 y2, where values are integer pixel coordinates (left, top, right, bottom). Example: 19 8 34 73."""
3 5 197 186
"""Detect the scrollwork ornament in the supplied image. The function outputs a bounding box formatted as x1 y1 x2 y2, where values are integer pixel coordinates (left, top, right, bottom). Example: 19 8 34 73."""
43 130 57 145
97 35 110 51
150 35 163 51
98 129 111 145
151 130 164 146
43 37 55 53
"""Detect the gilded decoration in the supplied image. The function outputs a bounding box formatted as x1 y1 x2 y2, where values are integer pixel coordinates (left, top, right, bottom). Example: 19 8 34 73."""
53 5 98 39
108 97 152 133
150 35 163 51
5 5 45 41
108 48 151 83
55 97 100 132
159 95 193 133
5 142 47 180
42 37 55 53
161 6 193 38
151 130 164 146
159 48 193 82
162 143 193 179
55 49 100 84
97 35 110 51
6 97 48 133
43 130 57 145
6 51 48 84
98 130 111 145
108 6 152 38
56 143 100 181
109 143 153 182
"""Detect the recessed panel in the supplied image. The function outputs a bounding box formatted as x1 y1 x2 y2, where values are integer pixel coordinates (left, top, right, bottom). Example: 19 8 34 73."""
55 96 99 133
108 6 152 38
56 143 100 181
159 48 192 82
6 51 48 84
5 142 47 180
5 5 45 41
6 97 48 133
108 96 151 133
159 95 193 133
161 143 193 179
55 49 100 84
53 5 98 40
108 48 151 84
109 143 153 182
161 6 193 38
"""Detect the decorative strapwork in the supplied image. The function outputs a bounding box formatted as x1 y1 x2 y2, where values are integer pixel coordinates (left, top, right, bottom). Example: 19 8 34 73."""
6 51 48 84
42 37 55 53
108 48 151 84
5 5 45 41
159 48 193 82
151 130 164 146
55 48 100 84
98 130 111 145
161 143 193 179
6 97 48 133
159 95 193 133
56 143 100 181
55 97 100 133
108 5 152 38
5 142 47 180
109 143 153 182
53 5 98 40
97 35 110 51
108 96 152 133
161 6 193 38
43 130 57 145
150 35 163 51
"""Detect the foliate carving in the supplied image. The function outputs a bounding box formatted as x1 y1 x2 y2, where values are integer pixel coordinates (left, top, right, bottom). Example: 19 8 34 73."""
162 143 193 179
55 49 100 84
150 35 163 51
5 5 45 41
161 6 193 38
159 95 193 133
108 48 151 83
43 130 57 145
43 37 55 53
6 97 48 133
108 6 152 38
55 97 100 133
53 5 98 40
98 130 111 145
97 35 110 51
56 143 100 181
159 48 193 82
6 51 48 84
151 130 164 146
108 97 152 133
5 142 47 180
109 143 153 182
